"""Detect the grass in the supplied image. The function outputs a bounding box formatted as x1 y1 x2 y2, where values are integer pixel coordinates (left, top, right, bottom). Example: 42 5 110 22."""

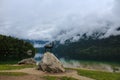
77 69 120 80
1 61 120 80
43 76 78 80
0 60 36 70
0 64 36 70
0 72 27 76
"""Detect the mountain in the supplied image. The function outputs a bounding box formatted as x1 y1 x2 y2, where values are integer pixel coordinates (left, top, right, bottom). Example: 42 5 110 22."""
0 34 36 61
25 40 48 45
25 40 48 53
25 40 48 48
53 34 120 62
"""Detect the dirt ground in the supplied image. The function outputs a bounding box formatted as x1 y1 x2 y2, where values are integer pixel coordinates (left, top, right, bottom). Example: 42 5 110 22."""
0 75 44 80
0 68 94 80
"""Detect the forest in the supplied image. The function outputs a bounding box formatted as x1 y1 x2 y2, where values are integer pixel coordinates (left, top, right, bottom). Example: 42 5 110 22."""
53 35 120 62
1 33 120 62
0 34 35 61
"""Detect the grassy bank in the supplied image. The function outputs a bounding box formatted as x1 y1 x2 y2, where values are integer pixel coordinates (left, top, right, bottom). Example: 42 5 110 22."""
77 69 120 80
1 61 120 80
0 64 35 70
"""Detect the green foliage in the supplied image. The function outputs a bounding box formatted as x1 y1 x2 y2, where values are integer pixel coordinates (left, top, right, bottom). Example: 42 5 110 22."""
44 76 77 80
0 34 36 61
54 35 120 62
0 61 18 65
0 64 35 70
77 69 120 80
0 72 27 76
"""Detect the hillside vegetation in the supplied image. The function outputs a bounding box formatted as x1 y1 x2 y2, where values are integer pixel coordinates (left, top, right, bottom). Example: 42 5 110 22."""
54 35 120 62
0 34 35 61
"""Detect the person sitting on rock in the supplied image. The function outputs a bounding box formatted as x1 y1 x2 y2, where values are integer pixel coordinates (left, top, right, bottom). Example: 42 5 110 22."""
44 41 54 52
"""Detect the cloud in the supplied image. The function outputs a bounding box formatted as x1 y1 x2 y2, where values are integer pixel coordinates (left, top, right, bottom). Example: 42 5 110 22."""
113 0 120 16
0 0 120 42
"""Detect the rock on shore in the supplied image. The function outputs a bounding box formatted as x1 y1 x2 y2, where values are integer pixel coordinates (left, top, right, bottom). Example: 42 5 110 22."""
18 58 36 65
38 52 65 73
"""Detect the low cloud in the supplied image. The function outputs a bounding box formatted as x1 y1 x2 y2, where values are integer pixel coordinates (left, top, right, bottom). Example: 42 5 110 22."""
0 0 120 42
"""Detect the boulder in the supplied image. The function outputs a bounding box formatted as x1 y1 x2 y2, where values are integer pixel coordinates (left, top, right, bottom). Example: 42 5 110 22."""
18 58 36 65
38 52 65 73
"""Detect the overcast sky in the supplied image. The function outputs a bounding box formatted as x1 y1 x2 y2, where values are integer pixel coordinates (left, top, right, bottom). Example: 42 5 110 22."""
0 0 120 42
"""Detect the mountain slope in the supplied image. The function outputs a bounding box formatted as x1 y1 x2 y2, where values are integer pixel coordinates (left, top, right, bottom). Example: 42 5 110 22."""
53 35 120 62
0 34 36 61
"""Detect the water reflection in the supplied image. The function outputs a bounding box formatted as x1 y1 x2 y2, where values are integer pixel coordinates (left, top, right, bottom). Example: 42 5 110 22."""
60 58 120 72
34 53 43 62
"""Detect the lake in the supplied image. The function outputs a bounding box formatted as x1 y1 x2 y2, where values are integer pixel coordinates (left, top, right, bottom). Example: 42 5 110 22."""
34 53 120 72
60 58 120 72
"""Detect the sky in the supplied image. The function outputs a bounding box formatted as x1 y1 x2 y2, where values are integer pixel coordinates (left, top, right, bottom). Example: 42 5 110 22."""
0 0 120 43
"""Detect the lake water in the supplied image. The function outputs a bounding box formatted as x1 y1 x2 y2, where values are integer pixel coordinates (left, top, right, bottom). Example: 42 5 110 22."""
34 53 120 72
60 58 120 72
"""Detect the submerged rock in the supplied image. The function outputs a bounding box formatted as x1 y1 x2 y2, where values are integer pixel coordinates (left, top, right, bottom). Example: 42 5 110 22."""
38 52 65 73
18 58 36 65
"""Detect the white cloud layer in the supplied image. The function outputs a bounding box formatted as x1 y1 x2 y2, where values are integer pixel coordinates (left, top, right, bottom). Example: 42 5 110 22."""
0 0 120 42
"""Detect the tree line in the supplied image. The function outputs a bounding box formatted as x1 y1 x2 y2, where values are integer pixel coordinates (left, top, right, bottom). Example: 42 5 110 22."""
53 35 120 62
0 34 36 61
